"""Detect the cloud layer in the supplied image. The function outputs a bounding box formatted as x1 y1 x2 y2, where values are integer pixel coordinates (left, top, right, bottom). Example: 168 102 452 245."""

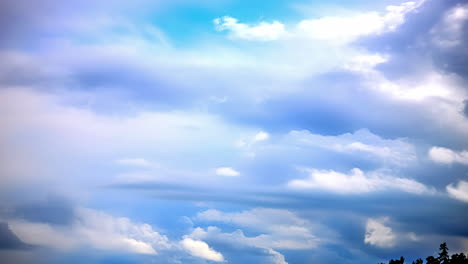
1 0 468 263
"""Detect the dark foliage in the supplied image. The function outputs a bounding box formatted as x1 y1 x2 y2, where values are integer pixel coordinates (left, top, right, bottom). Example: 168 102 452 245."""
379 243 468 264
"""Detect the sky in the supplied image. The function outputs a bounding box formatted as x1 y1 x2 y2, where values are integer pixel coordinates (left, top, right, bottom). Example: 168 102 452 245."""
1 0 468 263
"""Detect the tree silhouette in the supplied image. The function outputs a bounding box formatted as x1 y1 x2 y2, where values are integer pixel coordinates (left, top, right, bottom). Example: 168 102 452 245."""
426 256 438 264
389 256 405 264
439 243 450 264
451 253 467 264
379 243 468 264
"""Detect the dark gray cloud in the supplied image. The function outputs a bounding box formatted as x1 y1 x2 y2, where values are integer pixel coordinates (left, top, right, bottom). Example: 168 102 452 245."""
13 196 75 226
0 195 76 226
361 0 468 81
0 222 31 250
212 70 468 147
110 181 468 238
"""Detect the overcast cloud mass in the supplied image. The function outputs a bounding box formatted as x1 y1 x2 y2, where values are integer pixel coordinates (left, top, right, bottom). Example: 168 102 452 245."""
1 0 468 263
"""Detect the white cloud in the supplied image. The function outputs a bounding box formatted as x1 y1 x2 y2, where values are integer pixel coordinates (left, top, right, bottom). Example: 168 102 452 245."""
288 168 432 195
355 70 468 141
428 147 468 165
431 4 468 48
375 72 465 101
297 1 424 44
254 131 270 142
0 88 251 186
197 208 307 231
287 129 416 166
8 221 79 251
180 238 224 262
116 158 153 167
215 167 240 177
214 16 287 41
447 181 468 203
364 218 396 248
215 1 424 44
9 208 170 255
266 248 288 264
187 226 290 264
195 208 317 250
235 131 270 158
364 218 421 248
344 54 388 73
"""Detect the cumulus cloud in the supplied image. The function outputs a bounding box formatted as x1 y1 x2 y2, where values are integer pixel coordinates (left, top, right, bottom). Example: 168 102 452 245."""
214 16 287 41
364 218 396 248
10 221 77 251
428 147 468 165
431 4 468 48
196 208 317 250
288 168 432 195
215 167 240 177
0 222 31 250
181 238 224 262
374 71 465 101
8 208 170 254
351 69 468 141
215 1 425 44
447 181 468 203
266 248 288 264
187 226 290 263
254 131 270 142
297 1 425 44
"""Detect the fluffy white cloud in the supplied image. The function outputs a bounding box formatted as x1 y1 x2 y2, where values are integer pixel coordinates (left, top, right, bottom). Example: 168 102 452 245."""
364 217 421 248
9 208 170 254
266 248 288 264
180 238 224 262
364 218 396 248
374 72 464 101
432 4 468 48
8 221 78 251
355 69 468 140
196 208 317 250
215 1 424 44
214 16 287 41
254 131 270 142
187 226 289 263
288 168 432 195
297 1 424 44
447 181 468 203
215 167 240 177
429 147 468 165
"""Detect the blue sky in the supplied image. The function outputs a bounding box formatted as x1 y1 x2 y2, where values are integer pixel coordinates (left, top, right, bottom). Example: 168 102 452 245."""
1 0 468 263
